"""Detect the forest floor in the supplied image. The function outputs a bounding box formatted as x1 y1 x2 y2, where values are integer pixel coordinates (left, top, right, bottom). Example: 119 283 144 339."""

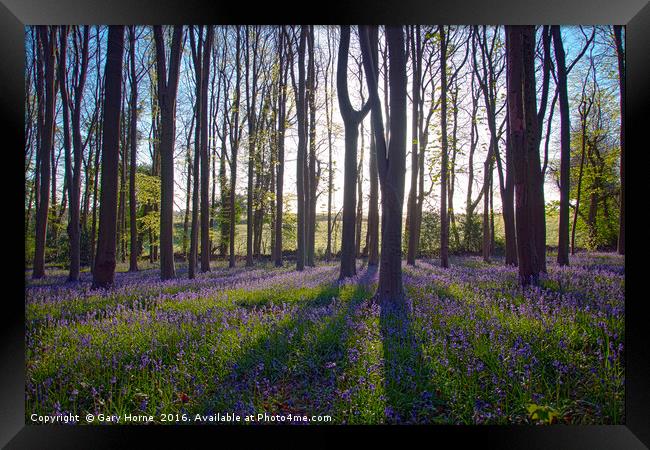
25 252 624 424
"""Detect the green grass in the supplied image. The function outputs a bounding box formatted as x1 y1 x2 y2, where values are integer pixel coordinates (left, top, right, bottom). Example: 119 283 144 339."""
25 253 624 425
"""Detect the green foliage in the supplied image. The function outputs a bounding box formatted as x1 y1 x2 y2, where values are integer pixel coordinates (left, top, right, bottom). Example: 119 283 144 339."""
135 172 160 241
526 404 561 425
135 172 161 209
282 211 297 249
459 213 483 254
405 209 485 257
418 210 441 257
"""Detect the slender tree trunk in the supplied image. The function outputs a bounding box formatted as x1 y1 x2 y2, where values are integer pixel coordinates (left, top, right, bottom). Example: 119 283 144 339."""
356 117 365 258
307 26 317 267
324 28 335 261
57 26 74 280
338 26 371 279
482 144 493 262
229 28 242 269
182 141 192 259
366 28 380 267
154 26 183 280
92 26 125 289
572 95 591 254
118 92 127 264
127 26 139 272
189 26 203 279
295 26 307 272
502 106 517 266
613 25 625 255
552 26 571 266
406 25 421 266
90 113 102 271
464 75 483 252
274 27 287 267
200 27 214 272
449 83 460 251
361 25 407 302
244 26 258 267
33 26 56 279
506 25 541 287
439 25 450 268
219 134 228 257
67 26 90 278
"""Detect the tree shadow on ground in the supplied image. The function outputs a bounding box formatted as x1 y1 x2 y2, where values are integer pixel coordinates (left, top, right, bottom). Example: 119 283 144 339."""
202 274 373 422
379 294 445 424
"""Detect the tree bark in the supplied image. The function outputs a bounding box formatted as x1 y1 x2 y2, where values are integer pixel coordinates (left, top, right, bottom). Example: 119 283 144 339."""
552 26 571 266
274 27 288 267
613 25 625 255
127 26 139 272
245 26 258 267
338 26 372 279
366 27 380 267
229 28 243 269
307 25 318 267
92 25 125 289
189 26 203 279
57 27 74 279
292 26 308 271
439 25 450 268
406 25 421 266
361 25 407 303
324 28 335 261
154 25 183 280
200 26 214 272
506 25 541 287
32 26 56 279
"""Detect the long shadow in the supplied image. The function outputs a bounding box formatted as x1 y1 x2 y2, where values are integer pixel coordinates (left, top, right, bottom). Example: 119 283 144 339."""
379 295 445 424
201 276 373 422
357 264 378 288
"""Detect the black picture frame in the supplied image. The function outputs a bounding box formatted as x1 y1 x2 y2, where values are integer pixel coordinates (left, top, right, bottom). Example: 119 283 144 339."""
2 0 647 447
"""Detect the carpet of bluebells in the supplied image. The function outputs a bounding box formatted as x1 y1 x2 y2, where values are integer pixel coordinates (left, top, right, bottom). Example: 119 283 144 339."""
25 252 624 424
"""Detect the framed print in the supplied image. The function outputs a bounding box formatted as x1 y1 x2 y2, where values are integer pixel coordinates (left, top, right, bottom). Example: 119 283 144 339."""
2 0 648 447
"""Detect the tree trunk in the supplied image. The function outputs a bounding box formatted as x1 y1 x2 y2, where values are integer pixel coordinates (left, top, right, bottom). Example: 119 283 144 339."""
338 26 372 279
57 27 74 280
306 25 317 266
274 27 287 267
182 140 192 260
118 90 127 264
229 28 243 269
294 26 308 271
356 118 365 258
92 25 125 289
127 26 139 272
154 26 183 280
439 25 450 268
324 28 335 261
406 25 421 266
245 29 255 268
200 26 214 272
502 125 517 266
366 27 380 267
189 26 203 279
506 25 541 287
33 26 56 279
482 145 493 262
552 26 570 266
613 25 625 255
361 25 407 303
